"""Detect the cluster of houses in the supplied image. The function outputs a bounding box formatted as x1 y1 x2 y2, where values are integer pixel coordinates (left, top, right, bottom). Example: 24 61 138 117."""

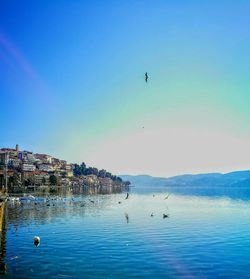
0 145 74 189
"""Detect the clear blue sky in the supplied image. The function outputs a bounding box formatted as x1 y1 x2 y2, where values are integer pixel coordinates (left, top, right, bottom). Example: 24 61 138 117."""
1 1 250 176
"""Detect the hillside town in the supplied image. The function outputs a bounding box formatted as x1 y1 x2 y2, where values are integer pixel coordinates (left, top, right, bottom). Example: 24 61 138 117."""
0 145 129 193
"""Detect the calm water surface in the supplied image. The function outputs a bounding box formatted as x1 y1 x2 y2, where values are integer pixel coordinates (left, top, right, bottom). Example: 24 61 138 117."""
2 187 250 278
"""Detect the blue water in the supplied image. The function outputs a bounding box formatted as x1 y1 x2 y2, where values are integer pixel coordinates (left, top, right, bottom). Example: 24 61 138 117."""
2 187 250 278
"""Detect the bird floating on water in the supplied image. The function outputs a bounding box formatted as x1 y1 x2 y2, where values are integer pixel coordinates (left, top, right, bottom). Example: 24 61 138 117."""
151 213 154 217
163 214 169 219
125 213 129 223
34 236 40 247
145 72 149 83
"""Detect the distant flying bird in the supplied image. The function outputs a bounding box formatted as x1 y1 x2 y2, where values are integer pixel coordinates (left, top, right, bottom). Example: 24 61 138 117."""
145 72 149 83
125 193 129 199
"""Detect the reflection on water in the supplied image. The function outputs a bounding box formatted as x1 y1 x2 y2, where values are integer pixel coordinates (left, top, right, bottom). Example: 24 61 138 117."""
67 184 129 196
133 185 250 201
2 186 250 278
0 211 7 275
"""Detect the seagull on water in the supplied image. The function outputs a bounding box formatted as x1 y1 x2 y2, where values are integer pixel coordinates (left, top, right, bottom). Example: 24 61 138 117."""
164 194 170 200
125 213 129 223
34 236 40 247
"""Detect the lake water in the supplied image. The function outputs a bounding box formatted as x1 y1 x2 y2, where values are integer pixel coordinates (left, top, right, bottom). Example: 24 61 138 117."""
1 186 250 278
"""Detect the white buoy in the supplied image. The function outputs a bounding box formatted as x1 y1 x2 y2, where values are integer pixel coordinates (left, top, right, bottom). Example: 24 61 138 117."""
34 236 40 247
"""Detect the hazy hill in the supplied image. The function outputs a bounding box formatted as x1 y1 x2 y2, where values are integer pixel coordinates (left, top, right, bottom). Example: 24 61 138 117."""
121 170 250 187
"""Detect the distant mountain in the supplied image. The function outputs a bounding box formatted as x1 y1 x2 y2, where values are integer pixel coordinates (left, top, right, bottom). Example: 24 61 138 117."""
120 170 250 187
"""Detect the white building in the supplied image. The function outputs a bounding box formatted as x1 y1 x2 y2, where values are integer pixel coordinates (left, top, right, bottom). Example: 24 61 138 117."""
22 164 36 172
38 164 54 172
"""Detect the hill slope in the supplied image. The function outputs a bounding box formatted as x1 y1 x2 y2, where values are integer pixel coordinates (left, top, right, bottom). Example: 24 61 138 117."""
121 170 250 187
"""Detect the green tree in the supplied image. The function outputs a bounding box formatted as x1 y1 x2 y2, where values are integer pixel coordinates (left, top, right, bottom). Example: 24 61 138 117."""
105 172 112 178
73 164 81 176
80 162 86 175
85 167 98 176
116 177 122 182
49 175 57 185
98 169 106 178
92 167 99 176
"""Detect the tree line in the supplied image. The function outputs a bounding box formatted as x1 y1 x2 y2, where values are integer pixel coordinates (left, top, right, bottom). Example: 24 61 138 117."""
73 162 123 183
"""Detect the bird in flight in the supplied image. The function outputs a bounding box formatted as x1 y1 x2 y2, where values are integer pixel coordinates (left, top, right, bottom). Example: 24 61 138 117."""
145 72 149 83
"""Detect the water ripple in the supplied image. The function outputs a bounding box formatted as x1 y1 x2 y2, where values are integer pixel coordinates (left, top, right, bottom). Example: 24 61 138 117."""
2 192 250 278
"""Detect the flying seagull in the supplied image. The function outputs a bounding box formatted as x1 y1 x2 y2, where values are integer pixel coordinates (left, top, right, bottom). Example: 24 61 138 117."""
145 72 149 83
